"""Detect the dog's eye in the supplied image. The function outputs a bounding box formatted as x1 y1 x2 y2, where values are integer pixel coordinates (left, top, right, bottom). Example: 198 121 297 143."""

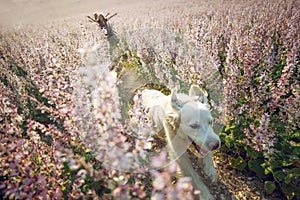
209 120 213 126
190 124 200 129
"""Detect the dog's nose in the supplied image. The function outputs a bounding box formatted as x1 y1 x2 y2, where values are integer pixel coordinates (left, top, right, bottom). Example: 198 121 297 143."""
208 141 220 151
212 142 220 150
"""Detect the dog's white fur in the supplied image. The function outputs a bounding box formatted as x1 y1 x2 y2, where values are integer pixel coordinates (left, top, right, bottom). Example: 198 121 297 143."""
142 85 220 199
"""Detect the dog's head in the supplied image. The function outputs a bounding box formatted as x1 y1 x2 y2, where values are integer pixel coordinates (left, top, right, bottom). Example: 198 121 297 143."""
167 85 221 157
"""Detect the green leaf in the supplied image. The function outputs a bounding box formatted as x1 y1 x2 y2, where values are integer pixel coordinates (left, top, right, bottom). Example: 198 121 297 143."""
285 168 300 184
128 177 135 184
264 181 276 194
264 167 273 175
82 184 90 193
229 156 247 171
281 183 300 200
282 159 293 167
273 170 286 181
270 160 283 170
219 132 227 143
292 146 300 157
225 135 234 149
290 131 300 143
224 125 236 133
245 146 263 159
103 188 112 194
233 125 244 138
248 159 265 178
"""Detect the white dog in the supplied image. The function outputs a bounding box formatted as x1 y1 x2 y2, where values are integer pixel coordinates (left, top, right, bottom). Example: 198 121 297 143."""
142 85 220 200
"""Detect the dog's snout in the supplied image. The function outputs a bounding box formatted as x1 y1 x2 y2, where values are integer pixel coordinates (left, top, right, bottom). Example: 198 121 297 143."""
208 141 220 151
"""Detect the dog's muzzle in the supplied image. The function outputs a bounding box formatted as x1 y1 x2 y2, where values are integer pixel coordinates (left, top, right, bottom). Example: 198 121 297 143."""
206 139 220 151
188 137 220 157
188 137 209 157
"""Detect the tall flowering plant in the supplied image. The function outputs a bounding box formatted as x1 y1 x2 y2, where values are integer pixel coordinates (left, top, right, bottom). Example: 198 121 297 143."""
0 22 194 199
196 0 300 198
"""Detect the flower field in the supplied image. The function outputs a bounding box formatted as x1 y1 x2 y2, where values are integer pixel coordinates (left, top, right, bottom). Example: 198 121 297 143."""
0 0 299 199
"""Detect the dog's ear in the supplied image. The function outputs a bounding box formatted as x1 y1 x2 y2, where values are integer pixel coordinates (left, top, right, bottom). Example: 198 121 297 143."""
189 85 208 104
170 88 182 111
165 88 181 131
